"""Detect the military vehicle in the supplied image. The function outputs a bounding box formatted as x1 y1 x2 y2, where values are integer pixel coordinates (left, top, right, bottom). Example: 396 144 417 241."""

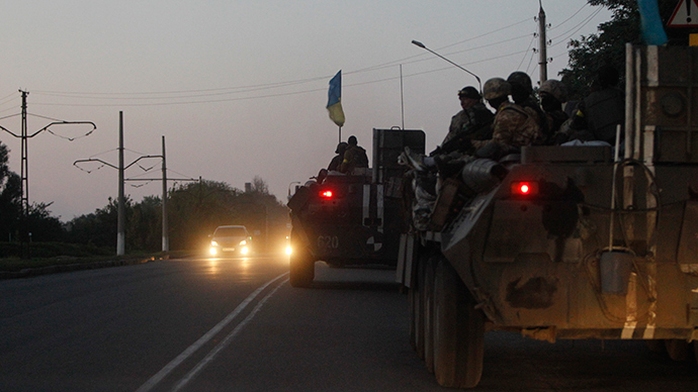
287 128 425 287
395 43 698 388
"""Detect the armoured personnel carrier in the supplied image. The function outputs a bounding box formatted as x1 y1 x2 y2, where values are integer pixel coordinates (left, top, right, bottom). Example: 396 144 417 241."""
287 128 424 287
396 44 698 388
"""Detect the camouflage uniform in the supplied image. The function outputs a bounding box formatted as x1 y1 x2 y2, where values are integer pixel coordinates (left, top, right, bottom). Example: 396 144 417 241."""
443 102 494 146
539 79 570 141
472 101 541 153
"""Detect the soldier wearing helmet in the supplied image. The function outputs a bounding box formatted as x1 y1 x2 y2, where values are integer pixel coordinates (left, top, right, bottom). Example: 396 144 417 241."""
328 142 348 172
538 79 570 138
507 71 533 102
340 135 369 174
582 65 625 144
440 86 494 154
471 77 542 159
401 85 494 173
554 65 624 145
507 71 548 142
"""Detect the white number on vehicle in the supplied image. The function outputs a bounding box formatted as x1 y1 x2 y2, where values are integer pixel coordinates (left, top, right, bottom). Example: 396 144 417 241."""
317 235 339 249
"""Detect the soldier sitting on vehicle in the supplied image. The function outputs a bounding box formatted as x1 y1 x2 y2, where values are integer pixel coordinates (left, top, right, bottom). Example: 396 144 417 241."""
468 77 542 160
339 135 369 175
399 85 495 229
553 65 624 146
507 71 548 144
328 142 348 172
402 86 494 175
538 79 570 138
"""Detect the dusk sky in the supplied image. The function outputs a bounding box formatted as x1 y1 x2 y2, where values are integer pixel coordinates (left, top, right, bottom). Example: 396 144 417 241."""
0 1 611 220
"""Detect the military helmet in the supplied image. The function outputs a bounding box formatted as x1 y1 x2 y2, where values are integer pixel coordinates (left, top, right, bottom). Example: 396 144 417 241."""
483 78 511 100
457 86 481 100
335 142 348 154
538 79 568 103
507 71 533 94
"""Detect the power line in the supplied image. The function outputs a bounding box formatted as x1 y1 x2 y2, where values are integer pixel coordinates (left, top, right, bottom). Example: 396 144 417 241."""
550 3 589 30
32 18 534 102
31 47 535 108
525 49 538 75
27 8 602 109
550 7 603 46
517 34 537 70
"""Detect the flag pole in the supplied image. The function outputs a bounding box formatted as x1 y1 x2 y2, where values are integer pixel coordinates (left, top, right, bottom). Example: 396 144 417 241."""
339 126 342 143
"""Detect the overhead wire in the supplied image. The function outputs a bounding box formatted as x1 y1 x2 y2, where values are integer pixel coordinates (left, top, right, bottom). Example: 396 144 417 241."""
525 49 538 75
32 35 533 105
33 47 535 108
517 34 537 70
32 17 534 104
28 6 599 108
550 6 603 46
549 3 589 30
0 91 19 106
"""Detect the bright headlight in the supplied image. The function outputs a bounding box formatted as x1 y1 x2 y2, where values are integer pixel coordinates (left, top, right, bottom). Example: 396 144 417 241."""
209 247 218 256
240 246 249 255
210 240 219 247
239 239 247 246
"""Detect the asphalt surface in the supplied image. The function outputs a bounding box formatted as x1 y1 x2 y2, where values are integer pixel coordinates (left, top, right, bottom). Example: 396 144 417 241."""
0 254 696 391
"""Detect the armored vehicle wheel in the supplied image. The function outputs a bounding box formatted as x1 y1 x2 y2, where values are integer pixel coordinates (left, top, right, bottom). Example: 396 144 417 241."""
433 258 484 389
665 339 690 361
289 245 314 288
414 253 428 359
423 255 437 374
409 278 418 350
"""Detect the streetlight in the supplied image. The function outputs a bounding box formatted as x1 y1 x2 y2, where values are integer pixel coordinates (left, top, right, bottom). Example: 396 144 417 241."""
411 40 482 94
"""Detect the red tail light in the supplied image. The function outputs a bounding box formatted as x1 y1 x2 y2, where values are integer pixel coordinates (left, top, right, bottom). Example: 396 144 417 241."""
319 189 334 199
511 181 538 196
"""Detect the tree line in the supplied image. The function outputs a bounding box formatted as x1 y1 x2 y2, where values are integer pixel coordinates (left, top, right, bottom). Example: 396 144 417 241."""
0 141 289 255
561 0 692 100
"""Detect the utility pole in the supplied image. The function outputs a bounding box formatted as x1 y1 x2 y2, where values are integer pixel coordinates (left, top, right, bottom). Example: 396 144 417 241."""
0 90 96 258
117 112 126 256
19 90 29 258
20 91 29 219
75 117 194 254
538 1 548 83
161 136 169 252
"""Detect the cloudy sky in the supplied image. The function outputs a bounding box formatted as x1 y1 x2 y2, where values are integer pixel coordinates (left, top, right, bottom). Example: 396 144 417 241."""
0 0 610 220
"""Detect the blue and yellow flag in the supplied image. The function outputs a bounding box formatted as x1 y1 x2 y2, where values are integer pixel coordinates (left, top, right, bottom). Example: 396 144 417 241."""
326 70 345 127
638 0 668 45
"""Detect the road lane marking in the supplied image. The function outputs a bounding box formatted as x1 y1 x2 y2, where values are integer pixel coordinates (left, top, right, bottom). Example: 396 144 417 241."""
135 272 289 392
171 276 290 391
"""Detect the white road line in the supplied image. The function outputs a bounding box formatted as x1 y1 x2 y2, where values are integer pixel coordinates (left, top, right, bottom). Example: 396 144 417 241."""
171 276 290 391
135 272 289 392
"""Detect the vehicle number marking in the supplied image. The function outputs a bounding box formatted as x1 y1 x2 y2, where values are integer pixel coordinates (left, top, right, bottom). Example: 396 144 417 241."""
317 235 339 249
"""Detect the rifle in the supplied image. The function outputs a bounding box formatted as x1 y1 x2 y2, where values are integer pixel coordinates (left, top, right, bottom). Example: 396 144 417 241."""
433 121 493 156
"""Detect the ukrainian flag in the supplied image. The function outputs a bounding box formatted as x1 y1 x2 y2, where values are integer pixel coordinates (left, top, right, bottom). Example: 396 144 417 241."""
637 0 667 45
326 70 345 127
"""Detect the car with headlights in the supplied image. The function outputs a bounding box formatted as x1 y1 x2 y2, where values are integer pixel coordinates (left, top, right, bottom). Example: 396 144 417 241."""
208 225 252 256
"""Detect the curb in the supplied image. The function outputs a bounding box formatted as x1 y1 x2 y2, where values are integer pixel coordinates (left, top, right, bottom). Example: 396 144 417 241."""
0 255 169 280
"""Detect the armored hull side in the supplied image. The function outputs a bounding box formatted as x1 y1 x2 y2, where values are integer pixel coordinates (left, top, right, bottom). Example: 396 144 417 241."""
442 156 698 340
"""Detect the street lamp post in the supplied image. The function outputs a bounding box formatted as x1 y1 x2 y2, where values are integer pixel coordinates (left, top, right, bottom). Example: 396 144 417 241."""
411 40 482 94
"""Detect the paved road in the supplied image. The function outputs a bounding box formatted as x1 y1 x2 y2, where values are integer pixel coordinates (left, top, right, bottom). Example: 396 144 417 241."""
1 255 696 391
